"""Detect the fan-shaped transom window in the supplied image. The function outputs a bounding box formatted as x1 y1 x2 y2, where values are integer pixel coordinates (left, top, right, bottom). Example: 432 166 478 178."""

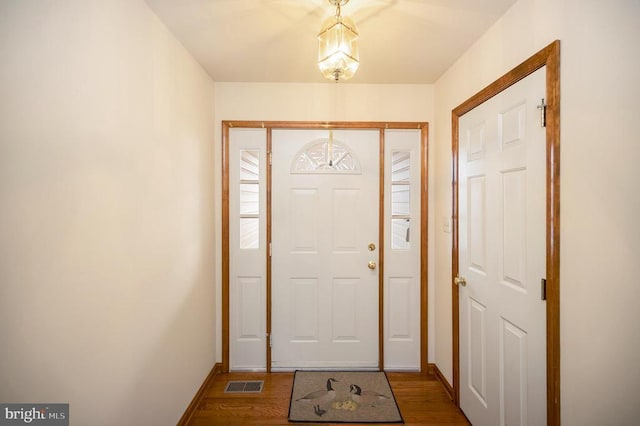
291 138 362 174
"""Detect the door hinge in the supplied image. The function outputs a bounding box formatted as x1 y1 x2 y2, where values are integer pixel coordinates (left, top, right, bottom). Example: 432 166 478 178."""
268 333 273 348
537 98 547 128
541 278 547 301
268 151 272 166
269 242 272 257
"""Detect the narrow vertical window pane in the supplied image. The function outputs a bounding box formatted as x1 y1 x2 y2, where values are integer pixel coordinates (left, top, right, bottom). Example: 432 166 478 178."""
391 151 410 182
392 219 411 250
239 218 259 249
391 184 410 216
240 150 260 180
240 183 259 215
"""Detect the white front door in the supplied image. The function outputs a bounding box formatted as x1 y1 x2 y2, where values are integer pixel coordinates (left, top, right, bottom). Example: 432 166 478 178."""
271 129 379 370
458 67 547 425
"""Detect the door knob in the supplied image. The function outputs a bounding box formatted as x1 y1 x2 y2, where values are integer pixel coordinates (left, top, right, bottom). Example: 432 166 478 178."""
454 275 467 287
368 261 377 270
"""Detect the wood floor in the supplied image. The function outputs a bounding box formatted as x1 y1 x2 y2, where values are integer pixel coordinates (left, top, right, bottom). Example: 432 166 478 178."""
187 371 470 425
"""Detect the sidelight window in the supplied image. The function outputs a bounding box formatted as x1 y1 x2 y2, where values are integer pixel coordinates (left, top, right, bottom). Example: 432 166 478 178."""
239 150 260 249
391 150 411 250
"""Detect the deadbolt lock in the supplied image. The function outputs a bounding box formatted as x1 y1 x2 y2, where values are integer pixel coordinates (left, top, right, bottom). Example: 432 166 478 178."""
368 243 376 251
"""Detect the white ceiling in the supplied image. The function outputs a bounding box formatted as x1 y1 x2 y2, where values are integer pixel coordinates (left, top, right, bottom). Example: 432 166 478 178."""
145 0 517 84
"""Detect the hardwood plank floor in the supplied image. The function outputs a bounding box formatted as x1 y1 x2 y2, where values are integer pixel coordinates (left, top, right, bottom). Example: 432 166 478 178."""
188 372 470 425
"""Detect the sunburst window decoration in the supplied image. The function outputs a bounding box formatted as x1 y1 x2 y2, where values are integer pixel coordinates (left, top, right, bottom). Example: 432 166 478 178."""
291 131 361 174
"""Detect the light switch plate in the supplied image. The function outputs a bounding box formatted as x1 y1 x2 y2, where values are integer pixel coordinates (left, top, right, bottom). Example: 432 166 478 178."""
443 217 452 234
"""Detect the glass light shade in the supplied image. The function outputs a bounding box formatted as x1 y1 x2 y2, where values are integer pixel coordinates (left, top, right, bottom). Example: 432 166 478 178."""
317 15 359 81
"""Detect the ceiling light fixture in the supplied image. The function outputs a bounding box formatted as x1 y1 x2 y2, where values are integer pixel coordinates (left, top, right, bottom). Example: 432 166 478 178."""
317 0 359 82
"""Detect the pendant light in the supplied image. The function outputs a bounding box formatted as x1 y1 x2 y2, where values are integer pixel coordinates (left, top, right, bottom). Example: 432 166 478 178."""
317 0 359 82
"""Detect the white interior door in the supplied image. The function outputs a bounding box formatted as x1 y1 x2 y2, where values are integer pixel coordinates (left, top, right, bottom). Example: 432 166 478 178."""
271 129 379 370
458 67 547 425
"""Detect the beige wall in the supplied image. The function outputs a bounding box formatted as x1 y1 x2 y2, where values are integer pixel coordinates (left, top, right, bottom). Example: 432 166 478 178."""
0 1 216 424
4 0 639 423
213 82 436 362
433 0 640 424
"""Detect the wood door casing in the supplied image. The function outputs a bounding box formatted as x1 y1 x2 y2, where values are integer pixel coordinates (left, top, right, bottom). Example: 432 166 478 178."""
451 40 560 425
222 121 429 373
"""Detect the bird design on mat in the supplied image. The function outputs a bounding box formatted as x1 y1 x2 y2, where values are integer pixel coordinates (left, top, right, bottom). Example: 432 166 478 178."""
313 405 327 417
296 378 338 409
349 384 391 406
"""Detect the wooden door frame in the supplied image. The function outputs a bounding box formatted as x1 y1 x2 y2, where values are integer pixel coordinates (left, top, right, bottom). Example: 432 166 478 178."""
222 121 429 373
451 40 560 425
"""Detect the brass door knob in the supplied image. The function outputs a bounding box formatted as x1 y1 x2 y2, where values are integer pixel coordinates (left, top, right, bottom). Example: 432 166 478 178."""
368 261 377 270
454 275 467 287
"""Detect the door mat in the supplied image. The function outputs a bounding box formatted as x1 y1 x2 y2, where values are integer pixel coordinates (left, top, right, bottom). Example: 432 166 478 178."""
288 371 403 423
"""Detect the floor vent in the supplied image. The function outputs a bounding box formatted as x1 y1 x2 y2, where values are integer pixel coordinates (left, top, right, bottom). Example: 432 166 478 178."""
224 380 264 393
